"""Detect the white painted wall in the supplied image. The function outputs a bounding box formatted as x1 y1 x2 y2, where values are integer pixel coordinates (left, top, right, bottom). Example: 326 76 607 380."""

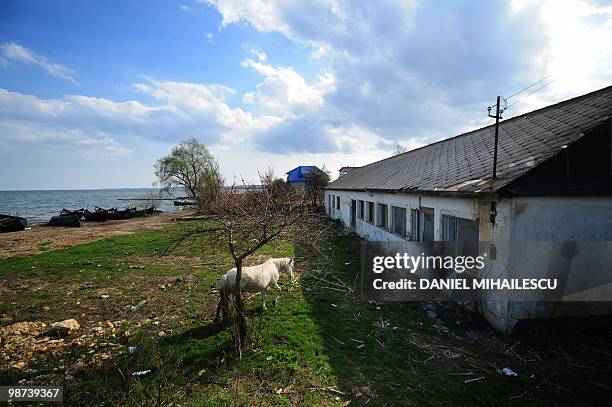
325 189 612 333
325 189 517 332
325 190 480 242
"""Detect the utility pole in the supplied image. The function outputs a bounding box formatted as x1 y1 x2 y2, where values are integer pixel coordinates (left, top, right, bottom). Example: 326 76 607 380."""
487 96 504 179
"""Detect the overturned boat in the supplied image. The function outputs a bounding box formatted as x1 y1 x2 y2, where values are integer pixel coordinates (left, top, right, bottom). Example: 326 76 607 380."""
49 214 81 227
0 214 27 233
134 207 155 217
173 199 196 206
60 208 85 218
108 207 137 220
83 207 112 222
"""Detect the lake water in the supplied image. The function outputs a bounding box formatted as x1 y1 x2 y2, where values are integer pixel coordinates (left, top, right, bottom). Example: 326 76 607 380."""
0 188 185 223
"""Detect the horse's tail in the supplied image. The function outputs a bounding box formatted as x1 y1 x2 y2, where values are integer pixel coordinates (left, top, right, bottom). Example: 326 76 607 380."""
216 275 235 324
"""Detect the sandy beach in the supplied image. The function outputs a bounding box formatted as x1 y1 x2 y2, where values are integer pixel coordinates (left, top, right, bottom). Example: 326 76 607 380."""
0 211 194 259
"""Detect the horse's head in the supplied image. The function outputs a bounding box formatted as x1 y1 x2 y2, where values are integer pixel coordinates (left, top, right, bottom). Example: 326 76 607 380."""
271 257 294 280
280 257 294 280
287 258 294 280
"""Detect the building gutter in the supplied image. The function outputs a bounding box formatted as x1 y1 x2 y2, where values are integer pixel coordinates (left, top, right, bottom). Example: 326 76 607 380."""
324 187 500 200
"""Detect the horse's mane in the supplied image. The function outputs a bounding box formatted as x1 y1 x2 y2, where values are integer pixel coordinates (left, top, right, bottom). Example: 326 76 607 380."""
271 257 291 270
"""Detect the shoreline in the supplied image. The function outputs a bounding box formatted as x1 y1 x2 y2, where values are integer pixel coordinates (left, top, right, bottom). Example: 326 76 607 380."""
0 210 196 260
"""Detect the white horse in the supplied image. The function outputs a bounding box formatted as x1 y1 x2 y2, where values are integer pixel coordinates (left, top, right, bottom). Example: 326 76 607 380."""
215 257 294 321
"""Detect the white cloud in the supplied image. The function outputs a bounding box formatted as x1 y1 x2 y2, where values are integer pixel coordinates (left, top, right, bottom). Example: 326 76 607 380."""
506 0 612 111
250 47 267 62
1 121 133 157
207 0 612 150
5 1 612 183
180 5 191 11
0 42 79 86
204 0 294 38
0 76 288 157
240 58 335 114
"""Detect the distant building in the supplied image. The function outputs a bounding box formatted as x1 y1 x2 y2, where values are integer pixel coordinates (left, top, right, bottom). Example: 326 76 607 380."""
286 166 328 188
339 166 359 177
325 85 612 333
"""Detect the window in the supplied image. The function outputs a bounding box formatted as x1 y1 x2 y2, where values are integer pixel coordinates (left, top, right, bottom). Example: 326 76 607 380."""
328 195 332 213
421 207 435 241
442 214 480 267
350 200 357 227
442 215 479 241
376 203 388 229
367 202 375 223
410 209 420 240
392 206 407 237
336 196 340 209
409 207 433 240
357 200 364 219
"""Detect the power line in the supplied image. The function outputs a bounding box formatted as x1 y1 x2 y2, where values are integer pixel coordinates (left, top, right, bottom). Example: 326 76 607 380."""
505 75 553 100
503 43 609 111
505 77 557 109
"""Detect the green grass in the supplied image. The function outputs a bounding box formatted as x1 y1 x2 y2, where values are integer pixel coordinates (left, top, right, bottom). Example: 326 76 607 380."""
1 220 611 406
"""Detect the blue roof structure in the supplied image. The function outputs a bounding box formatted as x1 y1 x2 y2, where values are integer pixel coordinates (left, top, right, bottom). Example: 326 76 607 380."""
286 166 327 183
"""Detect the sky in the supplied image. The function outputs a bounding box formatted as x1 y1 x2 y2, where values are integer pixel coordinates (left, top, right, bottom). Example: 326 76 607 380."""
0 0 611 190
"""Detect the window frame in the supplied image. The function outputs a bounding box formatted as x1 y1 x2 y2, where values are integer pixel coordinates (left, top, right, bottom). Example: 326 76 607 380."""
410 208 420 241
376 203 389 229
366 201 375 223
392 206 407 237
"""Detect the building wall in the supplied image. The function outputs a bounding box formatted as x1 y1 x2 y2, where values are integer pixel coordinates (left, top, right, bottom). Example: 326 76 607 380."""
325 189 517 332
325 189 612 333
506 196 612 323
508 196 612 241
325 190 481 241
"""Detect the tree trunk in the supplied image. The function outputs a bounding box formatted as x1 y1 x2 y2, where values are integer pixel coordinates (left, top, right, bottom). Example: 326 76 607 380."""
232 258 248 358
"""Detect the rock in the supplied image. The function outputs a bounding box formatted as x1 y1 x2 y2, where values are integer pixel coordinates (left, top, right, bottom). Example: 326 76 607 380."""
1 321 46 337
46 319 80 337
10 361 27 370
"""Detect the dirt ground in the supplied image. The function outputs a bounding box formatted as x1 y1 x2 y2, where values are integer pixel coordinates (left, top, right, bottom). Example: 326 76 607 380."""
0 211 196 259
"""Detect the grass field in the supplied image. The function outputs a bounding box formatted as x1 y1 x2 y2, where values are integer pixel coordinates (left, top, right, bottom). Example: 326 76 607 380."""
1 218 611 406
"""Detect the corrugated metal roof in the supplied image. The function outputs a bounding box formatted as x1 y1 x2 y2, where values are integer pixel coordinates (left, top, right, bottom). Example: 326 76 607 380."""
327 85 612 195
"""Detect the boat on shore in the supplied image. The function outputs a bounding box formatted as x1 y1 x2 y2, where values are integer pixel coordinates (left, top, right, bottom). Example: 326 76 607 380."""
173 199 196 206
60 208 85 218
108 207 137 220
84 207 112 222
0 214 27 233
83 206 156 221
49 214 81 227
134 207 156 217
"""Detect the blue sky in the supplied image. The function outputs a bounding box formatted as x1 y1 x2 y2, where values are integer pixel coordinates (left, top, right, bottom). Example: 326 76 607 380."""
1 0 611 190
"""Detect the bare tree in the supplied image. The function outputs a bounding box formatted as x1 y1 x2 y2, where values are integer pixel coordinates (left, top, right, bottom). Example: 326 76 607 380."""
155 138 219 198
392 143 409 156
167 179 337 356
195 160 224 210
303 165 330 208
201 176 308 356
260 167 291 198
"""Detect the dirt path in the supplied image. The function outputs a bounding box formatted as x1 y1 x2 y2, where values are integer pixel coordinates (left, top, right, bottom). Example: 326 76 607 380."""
0 211 196 259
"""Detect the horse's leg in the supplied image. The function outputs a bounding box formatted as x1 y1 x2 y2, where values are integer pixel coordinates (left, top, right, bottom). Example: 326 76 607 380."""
273 282 281 305
262 289 267 310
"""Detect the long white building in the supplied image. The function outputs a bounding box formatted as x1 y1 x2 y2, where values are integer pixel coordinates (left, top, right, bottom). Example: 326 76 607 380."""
325 85 612 333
